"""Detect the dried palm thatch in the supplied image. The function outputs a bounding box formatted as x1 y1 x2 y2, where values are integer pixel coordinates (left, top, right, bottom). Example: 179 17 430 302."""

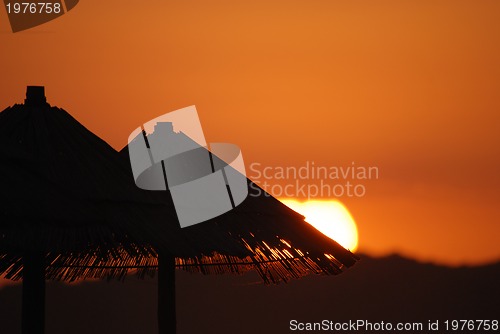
0 89 357 284
0 87 358 334
0 179 357 283
38 179 358 284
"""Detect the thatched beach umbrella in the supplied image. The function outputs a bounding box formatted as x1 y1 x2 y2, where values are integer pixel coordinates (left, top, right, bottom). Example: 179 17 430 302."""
0 86 178 334
118 115 360 333
0 87 358 334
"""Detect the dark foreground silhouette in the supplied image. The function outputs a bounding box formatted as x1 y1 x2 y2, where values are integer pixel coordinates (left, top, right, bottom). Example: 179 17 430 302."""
1 253 498 334
1 86 358 334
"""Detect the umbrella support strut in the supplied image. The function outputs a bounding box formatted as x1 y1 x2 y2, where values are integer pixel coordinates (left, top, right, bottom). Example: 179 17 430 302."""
158 253 176 334
22 252 46 334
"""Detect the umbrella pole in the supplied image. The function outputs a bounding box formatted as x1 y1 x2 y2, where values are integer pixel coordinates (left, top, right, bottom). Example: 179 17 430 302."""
22 252 46 334
158 252 176 334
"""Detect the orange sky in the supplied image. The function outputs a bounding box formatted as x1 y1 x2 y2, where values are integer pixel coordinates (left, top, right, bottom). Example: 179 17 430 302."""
1 0 499 265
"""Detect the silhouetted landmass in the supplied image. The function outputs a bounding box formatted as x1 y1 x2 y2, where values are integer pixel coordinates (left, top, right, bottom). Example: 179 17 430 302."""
1 253 498 334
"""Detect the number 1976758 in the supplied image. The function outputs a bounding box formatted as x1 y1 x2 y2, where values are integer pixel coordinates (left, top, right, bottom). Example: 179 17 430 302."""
444 320 498 331
5 2 62 14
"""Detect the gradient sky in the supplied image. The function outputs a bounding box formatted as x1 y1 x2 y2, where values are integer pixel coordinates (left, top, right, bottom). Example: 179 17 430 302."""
1 0 499 265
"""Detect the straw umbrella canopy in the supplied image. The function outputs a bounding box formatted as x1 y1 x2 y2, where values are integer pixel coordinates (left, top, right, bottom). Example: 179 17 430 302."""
118 143 359 282
0 86 179 334
0 87 359 334
0 86 174 271
118 119 360 333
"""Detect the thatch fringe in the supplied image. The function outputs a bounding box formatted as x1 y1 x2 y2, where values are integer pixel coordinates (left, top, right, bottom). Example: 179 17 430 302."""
1 236 353 284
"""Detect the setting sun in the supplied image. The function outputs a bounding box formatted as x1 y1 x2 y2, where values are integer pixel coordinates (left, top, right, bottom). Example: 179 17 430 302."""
280 199 359 252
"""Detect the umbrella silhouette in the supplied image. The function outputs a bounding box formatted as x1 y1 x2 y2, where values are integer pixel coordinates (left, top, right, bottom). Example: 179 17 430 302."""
0 87 358 334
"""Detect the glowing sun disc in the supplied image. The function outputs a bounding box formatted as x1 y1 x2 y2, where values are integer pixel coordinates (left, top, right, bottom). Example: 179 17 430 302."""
280 199 359 252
